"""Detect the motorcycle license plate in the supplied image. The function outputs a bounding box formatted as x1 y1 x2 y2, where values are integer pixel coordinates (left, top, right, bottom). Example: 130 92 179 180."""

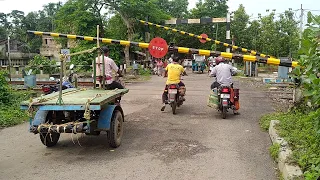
220 94 230 98
168 89 177 94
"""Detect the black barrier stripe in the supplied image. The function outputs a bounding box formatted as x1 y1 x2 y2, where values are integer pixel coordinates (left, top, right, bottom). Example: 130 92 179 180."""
256 57 269 64
28 30 297 67
279 61 293 67
139 20 272 58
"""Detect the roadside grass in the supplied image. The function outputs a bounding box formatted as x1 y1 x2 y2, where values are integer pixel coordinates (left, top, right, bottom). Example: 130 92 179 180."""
269 143 280 161
260 108 320 179
0 90 33 127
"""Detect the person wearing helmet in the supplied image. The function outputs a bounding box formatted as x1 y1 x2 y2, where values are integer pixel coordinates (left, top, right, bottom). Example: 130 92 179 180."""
161 56 187 111
210 56 239 113
210 56 236 89
95 46 123 90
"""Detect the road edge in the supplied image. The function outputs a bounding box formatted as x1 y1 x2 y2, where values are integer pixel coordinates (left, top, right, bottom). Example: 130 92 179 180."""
268 120 304 180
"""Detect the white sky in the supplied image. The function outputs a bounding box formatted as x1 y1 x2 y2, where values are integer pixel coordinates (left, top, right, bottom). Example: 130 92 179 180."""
0 0 319 25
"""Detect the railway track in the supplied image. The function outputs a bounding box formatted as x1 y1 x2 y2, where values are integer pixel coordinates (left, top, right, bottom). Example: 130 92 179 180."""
10 81 94 86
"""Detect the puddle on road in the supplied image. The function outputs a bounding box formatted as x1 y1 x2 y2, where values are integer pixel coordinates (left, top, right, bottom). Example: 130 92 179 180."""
150 139 209 163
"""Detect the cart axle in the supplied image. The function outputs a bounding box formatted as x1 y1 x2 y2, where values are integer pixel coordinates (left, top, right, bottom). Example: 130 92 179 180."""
30 122 92 134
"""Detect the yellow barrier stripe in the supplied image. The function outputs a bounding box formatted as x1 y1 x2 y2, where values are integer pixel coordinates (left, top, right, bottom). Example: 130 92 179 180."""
292 61 298 67
199 50 211 56
243 55 257 62
67 35 77 39
50 33 59 37
120 41 130 46
102 38 112 43
177 47 190 54
139 20 272 58
267 58 281 65
84 36 94 41
34 31 43 35
139 43 149 49
27 30 298 68
220 52 233 59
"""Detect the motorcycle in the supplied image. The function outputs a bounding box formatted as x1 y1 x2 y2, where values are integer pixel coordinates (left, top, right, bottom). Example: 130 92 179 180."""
167 84 184 114
41 64 75 95
215 84 239 119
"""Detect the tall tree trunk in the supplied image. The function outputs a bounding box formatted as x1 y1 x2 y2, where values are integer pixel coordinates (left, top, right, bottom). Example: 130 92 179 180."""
119 13 133 66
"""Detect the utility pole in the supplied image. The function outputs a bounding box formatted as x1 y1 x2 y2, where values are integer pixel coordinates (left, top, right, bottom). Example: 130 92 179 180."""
145 16 150 69
299 4 303 49
7 36 11 82
226 12 231 53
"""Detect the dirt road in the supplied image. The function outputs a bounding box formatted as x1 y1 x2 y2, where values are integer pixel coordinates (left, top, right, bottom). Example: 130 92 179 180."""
0 73 276 180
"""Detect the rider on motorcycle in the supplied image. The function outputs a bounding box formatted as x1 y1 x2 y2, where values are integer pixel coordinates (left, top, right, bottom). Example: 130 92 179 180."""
210 56 239 114
161 56 187 111
210 56 236 89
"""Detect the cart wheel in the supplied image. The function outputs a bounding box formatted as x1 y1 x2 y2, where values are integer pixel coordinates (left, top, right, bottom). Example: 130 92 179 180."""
40 132 60 147
108 110 123 148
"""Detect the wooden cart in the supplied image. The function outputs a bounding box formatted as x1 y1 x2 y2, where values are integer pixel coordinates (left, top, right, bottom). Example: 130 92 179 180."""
20 88 129 148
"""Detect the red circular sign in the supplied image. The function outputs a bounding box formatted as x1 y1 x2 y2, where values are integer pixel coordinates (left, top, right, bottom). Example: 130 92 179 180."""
199 33 208 43
148 37 168 58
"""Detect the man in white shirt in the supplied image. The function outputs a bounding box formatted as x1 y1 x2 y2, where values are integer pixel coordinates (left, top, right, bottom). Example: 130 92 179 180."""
96 46 123 90
210 56 236 88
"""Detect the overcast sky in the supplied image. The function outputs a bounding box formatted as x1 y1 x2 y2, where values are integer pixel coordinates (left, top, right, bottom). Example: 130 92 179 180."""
0 0 319 26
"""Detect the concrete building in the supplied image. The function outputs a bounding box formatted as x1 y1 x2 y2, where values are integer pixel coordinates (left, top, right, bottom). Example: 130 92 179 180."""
0 39 37 67
39 35 61 61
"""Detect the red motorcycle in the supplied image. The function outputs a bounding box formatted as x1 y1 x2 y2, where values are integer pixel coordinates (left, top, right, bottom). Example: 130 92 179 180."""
167 84 184 114
217 85 239 119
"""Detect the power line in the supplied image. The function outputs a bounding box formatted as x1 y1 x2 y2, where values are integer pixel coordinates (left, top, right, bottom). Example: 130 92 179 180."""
248 9 300 20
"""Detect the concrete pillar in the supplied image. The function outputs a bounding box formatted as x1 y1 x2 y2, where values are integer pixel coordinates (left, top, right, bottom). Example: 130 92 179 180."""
14 66 19 75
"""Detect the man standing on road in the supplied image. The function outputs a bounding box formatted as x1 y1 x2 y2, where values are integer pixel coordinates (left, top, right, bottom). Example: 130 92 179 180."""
96 46 124 90
161 56 187 111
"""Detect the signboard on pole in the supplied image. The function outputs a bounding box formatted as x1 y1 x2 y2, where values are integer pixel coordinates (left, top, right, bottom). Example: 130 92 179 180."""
61 49 70 62
148 37 168 58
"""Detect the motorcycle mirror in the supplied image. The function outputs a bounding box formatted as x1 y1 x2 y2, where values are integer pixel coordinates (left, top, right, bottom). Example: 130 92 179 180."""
49 77 55 81
70 64 75 70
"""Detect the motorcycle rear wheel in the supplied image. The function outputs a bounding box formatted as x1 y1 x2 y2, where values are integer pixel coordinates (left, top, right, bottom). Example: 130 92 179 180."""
221 107 227 119
171 101 177 114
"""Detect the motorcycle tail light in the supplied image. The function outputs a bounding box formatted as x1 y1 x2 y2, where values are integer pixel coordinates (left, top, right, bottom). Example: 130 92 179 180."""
169 85 177 89
42 87 50 92
222 88 229 93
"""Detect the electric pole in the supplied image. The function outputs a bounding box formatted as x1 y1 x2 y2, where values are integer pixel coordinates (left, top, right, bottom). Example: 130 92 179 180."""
226 12 231 53
7 36 11 82
299 4 303 49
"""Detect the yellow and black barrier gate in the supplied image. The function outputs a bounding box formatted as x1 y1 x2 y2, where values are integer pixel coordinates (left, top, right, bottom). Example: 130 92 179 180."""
138 20 272 58
27 30 298 68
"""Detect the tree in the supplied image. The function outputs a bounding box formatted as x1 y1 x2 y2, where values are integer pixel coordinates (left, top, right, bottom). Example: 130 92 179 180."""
103 0 169 65
277 10 299 57
231 4 250 52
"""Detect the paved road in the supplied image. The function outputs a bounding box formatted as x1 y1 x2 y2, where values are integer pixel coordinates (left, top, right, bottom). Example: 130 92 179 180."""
0 73 276 180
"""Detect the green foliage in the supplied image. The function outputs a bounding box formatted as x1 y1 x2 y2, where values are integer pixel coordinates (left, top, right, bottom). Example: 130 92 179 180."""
0 70 33 127
278 109 320 179
27 55 58 74
269 143 280 161
261 107 320 179
0 90 33 127
259 112 286 131
292 12 320 107
0 70 12 105
138 65 152 76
